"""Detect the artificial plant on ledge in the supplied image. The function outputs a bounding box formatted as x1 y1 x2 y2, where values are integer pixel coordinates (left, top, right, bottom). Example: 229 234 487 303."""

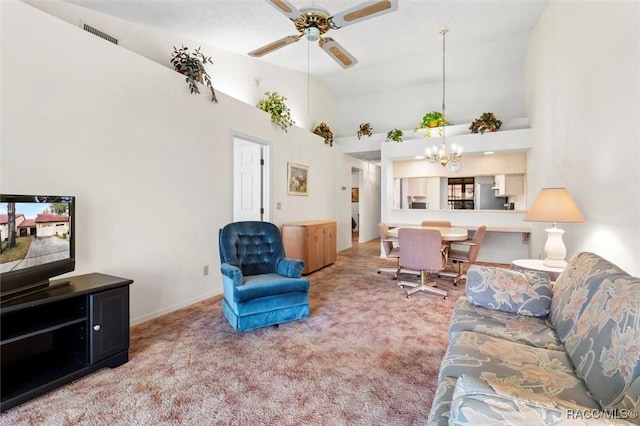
257 92 294 132
469 112 503 134
170 45 218 103
357 123 373 139
385 128 403 142
313 123 334 146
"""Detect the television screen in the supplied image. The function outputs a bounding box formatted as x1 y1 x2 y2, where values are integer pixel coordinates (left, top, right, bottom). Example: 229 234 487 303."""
0 194 75 300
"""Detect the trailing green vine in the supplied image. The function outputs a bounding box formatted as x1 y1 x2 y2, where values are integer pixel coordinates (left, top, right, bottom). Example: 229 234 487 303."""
257 92 294 132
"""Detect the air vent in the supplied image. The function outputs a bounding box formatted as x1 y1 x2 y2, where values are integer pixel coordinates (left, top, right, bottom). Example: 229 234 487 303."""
82 24 118 45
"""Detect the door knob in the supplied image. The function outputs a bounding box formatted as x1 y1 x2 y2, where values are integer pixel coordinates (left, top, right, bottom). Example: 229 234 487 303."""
93 324 101 331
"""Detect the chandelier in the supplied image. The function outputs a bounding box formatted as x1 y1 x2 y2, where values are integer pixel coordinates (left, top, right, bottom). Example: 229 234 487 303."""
426 29 462 172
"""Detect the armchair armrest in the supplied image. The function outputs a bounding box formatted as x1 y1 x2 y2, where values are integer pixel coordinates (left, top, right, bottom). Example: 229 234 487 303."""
452 240 477 247
277 257 305 278
220 263 243 286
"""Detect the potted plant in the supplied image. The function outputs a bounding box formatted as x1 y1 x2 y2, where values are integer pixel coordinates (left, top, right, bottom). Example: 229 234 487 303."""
170 45 218 103
416 111 448 130
469 112 503 134
357 123 373 139
257 92 294 132
313 122 334 146
386 128 403 142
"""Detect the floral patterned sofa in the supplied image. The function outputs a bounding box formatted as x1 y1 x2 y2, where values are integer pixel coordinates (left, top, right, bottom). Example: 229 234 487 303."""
427 252 640 425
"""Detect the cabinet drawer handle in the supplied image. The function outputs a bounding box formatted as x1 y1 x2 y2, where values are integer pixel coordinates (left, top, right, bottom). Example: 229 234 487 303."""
93 325 101 331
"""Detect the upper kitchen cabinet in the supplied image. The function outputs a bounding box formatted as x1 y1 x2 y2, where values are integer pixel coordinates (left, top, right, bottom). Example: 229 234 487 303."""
493 174 524 196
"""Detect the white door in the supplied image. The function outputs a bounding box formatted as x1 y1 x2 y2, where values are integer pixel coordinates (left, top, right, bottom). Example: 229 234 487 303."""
233 138 265 222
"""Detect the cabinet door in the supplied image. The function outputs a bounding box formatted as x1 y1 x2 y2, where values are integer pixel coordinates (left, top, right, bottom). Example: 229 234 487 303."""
306 225 324 273
89 286 129 364
323 223 337 265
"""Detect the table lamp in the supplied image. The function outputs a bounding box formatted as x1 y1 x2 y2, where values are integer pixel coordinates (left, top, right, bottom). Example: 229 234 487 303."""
524 187 585 267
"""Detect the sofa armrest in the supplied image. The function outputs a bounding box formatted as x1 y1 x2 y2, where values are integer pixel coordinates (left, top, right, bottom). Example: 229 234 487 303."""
451 375 626 425
276 257 305 278
220 263 243 286
466 265 552 317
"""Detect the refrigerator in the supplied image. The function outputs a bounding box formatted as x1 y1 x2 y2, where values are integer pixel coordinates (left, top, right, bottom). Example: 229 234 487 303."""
475 183 506 210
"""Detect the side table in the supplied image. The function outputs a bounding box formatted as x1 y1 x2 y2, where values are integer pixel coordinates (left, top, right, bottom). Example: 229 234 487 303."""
511 259 565 282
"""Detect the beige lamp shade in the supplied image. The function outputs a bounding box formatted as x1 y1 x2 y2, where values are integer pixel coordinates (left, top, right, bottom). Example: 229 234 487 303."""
524 188 585 223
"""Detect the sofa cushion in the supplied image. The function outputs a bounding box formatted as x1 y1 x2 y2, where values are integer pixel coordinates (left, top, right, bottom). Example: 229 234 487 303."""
449 297 563 350
550 252 629 342
449 375 631 425
563 273 640 414
450 374 566 425
466 265 552 317
437 331 600 410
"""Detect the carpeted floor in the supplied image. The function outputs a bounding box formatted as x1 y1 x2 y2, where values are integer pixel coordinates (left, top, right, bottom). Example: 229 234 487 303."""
0 240 490 426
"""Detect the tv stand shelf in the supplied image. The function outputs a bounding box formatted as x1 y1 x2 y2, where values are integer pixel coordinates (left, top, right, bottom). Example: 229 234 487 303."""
0 273 133 412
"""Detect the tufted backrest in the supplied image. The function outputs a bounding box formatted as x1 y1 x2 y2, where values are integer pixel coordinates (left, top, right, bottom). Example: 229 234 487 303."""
219 221 285 276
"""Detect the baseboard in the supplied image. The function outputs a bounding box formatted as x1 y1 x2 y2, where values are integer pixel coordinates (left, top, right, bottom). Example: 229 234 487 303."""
130 290 221 326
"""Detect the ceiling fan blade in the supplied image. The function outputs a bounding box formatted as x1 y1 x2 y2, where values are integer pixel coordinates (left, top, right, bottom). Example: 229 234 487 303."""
319 38 358 69
330 0 398 29
264 0 303 21
248 35 302 57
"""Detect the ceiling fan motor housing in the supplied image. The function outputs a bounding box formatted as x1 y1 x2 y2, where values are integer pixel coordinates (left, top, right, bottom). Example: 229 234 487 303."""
305 27 320 41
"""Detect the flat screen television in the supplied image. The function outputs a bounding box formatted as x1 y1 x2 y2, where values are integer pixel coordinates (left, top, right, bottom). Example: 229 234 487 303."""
0 194 75 302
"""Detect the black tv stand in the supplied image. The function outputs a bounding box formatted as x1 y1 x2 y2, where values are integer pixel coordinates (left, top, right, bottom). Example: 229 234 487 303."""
0 280 71 305
0 273 133 412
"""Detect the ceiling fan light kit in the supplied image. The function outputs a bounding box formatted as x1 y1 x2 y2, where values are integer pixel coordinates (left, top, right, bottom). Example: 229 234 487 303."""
249 0 399 69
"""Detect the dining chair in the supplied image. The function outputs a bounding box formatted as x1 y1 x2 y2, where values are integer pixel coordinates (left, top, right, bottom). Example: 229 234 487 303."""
420 220 451 227
377 222 400 278
377 222 419 279
447 225 487 285
397 228 448 299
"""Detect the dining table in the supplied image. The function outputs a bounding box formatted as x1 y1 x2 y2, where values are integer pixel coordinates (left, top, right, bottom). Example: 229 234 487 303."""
388 225 469 242
388 225 469 264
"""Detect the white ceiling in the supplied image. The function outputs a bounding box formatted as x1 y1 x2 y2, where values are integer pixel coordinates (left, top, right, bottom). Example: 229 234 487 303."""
63 0 549 100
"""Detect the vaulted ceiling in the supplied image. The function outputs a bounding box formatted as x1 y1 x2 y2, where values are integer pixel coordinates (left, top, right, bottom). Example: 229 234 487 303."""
63 0 549 100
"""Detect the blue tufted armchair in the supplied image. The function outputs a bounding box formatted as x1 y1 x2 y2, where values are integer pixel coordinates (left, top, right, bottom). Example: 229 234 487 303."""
218 221 310 332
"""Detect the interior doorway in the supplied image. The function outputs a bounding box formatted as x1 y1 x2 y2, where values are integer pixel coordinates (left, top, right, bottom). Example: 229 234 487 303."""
232 136 269 222
351 167 362 244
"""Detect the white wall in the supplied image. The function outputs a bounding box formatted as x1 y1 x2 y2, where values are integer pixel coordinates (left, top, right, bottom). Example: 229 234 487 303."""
524 0 640 276
22 0 337 133
1 0 353 324
333 35 529 138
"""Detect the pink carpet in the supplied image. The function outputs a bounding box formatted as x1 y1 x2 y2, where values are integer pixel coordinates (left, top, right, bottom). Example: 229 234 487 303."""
0 240 480 425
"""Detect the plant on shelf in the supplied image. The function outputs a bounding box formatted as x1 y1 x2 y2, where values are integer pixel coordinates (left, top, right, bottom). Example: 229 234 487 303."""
170 45 218 103
313 122 334 146
385 128 403 142
469 112 503 134
357 123 373 139
416 111 449 130
257 92 294 132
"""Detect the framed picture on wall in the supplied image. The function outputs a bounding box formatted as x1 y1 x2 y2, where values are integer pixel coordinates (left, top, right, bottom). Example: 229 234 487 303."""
288 162 308 196
351 188 359 203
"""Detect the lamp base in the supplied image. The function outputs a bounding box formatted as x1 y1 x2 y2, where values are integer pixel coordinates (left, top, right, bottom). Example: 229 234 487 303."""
543 226 567 268
543 258 567 268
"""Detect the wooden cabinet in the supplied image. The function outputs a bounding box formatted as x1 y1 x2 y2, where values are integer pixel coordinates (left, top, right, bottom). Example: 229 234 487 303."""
282 221 337 275
493 174 524 196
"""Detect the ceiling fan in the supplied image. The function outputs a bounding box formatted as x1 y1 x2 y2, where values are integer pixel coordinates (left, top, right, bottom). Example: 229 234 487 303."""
248 0 399 69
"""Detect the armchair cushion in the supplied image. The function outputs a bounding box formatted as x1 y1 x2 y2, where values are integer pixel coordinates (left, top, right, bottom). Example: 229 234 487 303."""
236 273 309 303
466 266 552 317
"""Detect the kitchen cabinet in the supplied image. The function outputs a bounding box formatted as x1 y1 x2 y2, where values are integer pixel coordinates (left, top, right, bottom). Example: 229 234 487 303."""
282 221 337 274
493 174 524 196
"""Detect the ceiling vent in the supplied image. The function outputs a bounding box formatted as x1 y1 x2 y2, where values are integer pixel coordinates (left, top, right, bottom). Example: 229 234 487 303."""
82 23 118 45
